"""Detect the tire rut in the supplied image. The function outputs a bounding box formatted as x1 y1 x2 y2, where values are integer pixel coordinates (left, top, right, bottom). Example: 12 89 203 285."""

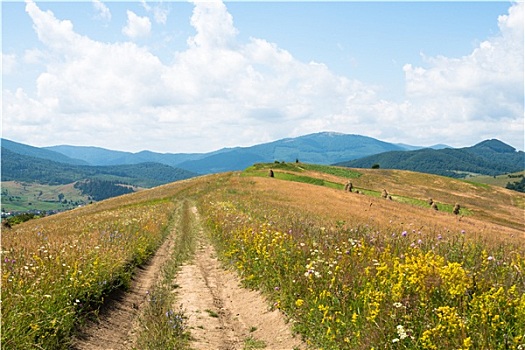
70 224 177 350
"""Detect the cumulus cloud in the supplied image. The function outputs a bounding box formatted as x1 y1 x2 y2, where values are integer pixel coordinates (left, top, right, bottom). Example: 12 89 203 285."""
400 2 523 147
2 1 523 152
92 0 111 22
122 10 151 39
187 0 238 49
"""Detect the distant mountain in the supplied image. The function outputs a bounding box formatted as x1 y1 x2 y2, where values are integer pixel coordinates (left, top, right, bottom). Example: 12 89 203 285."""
336 139 524 178
2 139 88 165
44 145 216 167
1 147 197 187
43 132 412 174
7 134 518 178
176 132 409 174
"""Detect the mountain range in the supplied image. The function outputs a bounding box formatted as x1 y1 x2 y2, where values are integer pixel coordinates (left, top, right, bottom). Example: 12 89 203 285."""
40 132 415 173
2 132 523 184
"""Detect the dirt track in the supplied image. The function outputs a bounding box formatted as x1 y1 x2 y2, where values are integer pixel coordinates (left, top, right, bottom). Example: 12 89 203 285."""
174 207 304 350
71 206 304 350
71 217 177 350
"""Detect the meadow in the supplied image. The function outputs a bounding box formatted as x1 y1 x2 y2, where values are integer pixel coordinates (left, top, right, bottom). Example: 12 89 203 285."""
0 176 208 349
2 164 524 349
1 181 90 212
202 165 525 349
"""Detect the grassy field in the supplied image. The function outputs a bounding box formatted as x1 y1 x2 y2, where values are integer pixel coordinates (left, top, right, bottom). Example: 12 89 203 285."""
466 170 525 188
2 164 524 349
1 181 91 212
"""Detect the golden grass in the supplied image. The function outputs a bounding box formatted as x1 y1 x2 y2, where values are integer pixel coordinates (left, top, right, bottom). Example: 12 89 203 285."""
2 166 523 349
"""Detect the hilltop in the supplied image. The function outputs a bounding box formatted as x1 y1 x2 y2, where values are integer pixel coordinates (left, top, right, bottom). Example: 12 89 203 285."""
2 134 523 212
3 162 524 349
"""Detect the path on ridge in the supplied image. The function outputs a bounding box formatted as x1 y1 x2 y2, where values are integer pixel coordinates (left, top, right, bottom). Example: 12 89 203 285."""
71 206 305 350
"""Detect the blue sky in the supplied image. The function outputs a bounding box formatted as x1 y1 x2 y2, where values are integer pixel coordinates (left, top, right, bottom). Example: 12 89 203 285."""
2 1 523 153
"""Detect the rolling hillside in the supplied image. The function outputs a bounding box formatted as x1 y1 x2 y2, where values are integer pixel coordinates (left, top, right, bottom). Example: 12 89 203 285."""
1 147 198 211
3 162 524 349
1 148 197 187
337 139 524 178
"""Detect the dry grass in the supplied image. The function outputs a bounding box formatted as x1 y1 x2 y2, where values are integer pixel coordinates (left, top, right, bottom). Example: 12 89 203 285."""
246 166 524 240
2 165 523 349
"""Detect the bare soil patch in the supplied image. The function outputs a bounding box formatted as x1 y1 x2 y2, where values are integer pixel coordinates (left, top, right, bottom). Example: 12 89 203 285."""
174 208 305 350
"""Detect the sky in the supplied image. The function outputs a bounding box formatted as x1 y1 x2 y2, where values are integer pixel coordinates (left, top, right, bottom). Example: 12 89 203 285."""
1 0 524 153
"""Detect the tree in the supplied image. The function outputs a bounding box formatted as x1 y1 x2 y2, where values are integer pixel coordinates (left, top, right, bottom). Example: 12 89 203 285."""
371 163 380 169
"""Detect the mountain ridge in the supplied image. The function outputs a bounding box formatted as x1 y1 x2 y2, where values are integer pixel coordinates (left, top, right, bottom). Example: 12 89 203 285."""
3 132 522 178
36 132 416 173
336 139 524 178
0 147 197 187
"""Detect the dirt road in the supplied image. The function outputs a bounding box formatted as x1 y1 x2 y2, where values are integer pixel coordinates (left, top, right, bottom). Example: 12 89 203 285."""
174 207 304 350
71 219 177 350
71 206 304 350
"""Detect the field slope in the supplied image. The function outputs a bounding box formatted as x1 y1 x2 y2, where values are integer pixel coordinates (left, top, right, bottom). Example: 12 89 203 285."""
2 164 524 350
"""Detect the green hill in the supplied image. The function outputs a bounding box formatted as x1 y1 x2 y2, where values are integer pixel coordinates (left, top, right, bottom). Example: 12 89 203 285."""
1 147 197 187
1 139 88 165
337 139 524 178
1 147 198 211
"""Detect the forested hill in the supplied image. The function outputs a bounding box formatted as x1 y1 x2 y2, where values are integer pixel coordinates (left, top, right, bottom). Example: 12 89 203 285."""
1 138 88 165
336 139 524 178
1 147 197 187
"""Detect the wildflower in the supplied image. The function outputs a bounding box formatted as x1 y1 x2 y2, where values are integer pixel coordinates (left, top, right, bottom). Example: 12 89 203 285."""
274 286 280 291
402 231 407 237
396 324 408 339
393 302 403 308
295 299 304 307
437 234 442 240
487 256 494 261
392 338 400 343
461 230 466 234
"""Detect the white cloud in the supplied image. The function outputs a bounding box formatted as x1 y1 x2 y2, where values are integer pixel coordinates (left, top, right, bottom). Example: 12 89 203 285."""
2 53 17 74
92 0 111 22
3 1 523 152
399 2 524 147
187 1 238 49
122 10 151 39
141 0 169 25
